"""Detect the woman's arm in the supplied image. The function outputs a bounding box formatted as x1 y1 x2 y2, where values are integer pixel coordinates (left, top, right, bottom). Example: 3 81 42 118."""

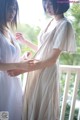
0 63 17 71
7 69 27 76
24 49 61 71
23 39 38 52
16 33 38 52
11 49 61 71
7 49 61 76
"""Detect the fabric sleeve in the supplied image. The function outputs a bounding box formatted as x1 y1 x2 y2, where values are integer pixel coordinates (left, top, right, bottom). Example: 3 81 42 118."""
52 21 76 53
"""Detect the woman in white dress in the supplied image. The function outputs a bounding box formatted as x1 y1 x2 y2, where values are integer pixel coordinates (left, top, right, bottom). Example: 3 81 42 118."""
0 0 22 120
2 0 76 120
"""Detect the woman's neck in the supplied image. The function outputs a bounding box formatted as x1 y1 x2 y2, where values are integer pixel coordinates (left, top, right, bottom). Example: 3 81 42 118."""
54 14 64 21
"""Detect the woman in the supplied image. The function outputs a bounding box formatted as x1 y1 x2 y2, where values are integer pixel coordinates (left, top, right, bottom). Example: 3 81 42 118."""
2 0 76 119
0 0 22 120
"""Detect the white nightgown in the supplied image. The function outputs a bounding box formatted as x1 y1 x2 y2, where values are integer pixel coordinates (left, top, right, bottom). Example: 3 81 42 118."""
0 31 22 120
22 17 76 120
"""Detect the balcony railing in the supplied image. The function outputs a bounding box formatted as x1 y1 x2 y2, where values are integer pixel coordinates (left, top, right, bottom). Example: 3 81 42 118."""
21 65 80 120
59 65 80 120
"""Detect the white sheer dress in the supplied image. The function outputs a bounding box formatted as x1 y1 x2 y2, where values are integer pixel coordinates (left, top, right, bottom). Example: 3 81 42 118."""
22 17 76 120
0 31 22 120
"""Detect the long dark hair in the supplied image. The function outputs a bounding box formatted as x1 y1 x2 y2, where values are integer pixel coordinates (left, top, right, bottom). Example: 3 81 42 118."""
0 0 19 33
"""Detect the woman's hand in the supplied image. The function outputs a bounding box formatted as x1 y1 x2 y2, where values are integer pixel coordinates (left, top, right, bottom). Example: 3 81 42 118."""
16 32 27 44
7 69 26 76
16 32 38 52
7 59 39 76
18 59 39 72
20 51 32 61
7 60 34 76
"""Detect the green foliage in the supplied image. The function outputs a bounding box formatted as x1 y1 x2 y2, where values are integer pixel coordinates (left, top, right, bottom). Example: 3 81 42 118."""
60 53 80 65
64 104 78 120
17 24 40 44
59 4 80 66
16 23 40 55
70 4 80 53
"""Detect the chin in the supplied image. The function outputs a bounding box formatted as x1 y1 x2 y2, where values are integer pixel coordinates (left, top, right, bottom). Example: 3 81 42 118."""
47 10 55 15
7 18 14 22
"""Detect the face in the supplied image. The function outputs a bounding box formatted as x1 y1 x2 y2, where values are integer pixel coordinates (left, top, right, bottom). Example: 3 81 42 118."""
45 0 55 15
6 1 17 22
